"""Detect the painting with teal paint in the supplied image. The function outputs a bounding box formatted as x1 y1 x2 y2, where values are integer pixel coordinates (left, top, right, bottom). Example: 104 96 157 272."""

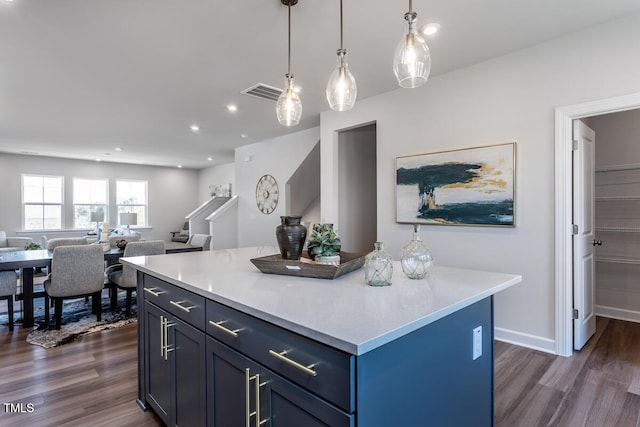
396 143 515 226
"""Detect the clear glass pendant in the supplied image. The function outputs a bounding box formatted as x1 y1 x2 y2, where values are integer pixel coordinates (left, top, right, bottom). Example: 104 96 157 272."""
326 49 357 111
364 241 393 286
392 12 431 88
276 74 302 126
401 224 433 279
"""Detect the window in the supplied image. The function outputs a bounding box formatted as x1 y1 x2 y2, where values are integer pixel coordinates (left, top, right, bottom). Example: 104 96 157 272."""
73 178 108 229
116 180 147 227
22 175 64 230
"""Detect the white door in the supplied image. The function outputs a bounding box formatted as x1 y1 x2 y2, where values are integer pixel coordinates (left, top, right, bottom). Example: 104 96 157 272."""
573 120 596 351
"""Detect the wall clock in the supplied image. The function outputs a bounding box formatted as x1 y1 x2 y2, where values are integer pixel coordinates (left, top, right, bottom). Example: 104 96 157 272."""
256 174 279 214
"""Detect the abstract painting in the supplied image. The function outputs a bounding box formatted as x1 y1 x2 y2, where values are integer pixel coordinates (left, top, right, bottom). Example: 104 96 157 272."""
396 142 515 226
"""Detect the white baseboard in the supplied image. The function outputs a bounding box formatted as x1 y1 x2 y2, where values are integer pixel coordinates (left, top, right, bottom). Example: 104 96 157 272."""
494 327 557 355
596 305 640 323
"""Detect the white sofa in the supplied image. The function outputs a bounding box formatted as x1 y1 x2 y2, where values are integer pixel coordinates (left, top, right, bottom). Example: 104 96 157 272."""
0 231 32 253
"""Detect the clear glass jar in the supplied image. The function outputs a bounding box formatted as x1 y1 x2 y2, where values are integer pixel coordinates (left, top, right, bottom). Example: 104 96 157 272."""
364 242 393 286
401 224 433 279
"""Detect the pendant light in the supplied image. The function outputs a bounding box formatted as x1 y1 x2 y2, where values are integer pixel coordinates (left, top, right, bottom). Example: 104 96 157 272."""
276 0 303 127
392 0 431 88
326 0 357 111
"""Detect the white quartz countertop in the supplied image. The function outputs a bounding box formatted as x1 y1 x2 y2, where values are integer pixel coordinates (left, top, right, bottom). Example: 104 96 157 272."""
122 246 521 355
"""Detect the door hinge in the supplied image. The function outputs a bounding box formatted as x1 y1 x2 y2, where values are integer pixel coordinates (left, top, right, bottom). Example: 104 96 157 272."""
572 309 579 320
572 224 578 235
572 140 579 151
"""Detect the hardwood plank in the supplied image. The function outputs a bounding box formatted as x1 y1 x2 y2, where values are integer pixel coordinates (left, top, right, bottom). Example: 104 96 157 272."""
0 323 162 427
538 317 610 392
2 315 640 426
496 317 640 427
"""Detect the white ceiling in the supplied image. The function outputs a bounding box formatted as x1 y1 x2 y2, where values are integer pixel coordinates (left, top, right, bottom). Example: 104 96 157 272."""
1 0 639 169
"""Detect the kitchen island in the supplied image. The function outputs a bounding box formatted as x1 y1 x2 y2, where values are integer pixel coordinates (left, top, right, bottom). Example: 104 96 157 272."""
123 246 521 426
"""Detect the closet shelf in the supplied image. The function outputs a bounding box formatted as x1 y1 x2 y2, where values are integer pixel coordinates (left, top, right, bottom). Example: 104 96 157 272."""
596 256 640 265
596 226 640 233
595 196 640 201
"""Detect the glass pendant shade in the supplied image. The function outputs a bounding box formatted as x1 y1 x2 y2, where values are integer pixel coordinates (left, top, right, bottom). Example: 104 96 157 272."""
326 49 357 111
393 12 431 88
276 74 302 127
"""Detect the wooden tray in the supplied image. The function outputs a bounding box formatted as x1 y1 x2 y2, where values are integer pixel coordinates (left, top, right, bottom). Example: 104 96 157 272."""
250 252 365 280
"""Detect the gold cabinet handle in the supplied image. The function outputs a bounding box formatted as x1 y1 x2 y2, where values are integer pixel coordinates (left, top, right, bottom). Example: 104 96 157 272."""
268 350 317 377
245 368 259 427
244 368 267 427
160 316 165 357
160 316 175 360
144 287 165 297
209 320 241 338
169 300 196 313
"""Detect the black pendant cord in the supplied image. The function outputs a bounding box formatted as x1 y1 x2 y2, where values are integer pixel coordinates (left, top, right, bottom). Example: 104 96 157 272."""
339 0 343 50
287 1 292 75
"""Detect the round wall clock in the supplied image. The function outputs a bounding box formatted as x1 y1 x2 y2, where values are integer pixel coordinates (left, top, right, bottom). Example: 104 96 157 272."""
256 174 279 214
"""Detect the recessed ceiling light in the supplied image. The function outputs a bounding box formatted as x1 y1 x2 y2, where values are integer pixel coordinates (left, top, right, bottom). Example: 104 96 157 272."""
115 147 122 152
421 23 440 36
190 124 200 132
177 165 183 168
96 158 102 162
207 157 213 161
240 133 249 139
226 104 238 112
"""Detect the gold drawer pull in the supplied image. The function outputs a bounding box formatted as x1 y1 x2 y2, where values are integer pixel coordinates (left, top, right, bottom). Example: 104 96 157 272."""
143 287 165 297
268 350 317 377
209 320 241 338
169 300 196 313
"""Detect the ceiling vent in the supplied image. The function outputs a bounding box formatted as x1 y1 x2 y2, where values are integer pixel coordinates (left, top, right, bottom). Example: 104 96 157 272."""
241 83 282 102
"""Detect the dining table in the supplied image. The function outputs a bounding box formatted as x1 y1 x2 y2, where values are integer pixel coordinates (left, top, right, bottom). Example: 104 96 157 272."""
0 242 203 328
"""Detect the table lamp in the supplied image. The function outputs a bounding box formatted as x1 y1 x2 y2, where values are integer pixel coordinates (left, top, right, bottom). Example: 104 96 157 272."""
119 212 138 234
90 211 105 235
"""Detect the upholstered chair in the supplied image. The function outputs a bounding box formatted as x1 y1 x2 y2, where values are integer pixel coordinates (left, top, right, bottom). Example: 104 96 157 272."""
170 222 190 243
46 237 88 251
187 233 212 251
106 240 165 314
43 245 105 329
0 231 32 253
0 270 18 330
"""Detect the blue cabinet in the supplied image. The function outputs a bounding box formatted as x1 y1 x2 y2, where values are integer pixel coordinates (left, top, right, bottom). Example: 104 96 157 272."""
138 272 494 426
206 336 354 426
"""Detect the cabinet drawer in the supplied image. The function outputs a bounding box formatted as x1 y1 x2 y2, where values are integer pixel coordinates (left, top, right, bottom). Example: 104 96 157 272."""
142 275 205 330
206 299 354 413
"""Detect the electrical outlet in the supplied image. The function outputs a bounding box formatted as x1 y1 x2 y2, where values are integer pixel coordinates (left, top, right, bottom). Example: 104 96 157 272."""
472 326 482 360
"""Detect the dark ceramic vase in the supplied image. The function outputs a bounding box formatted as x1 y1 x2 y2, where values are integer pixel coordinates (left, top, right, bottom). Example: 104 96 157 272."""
276 216 307 260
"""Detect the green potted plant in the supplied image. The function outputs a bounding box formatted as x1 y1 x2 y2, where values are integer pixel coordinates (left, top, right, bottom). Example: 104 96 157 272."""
307 223 341 265
24 242 42 251
25 242 44 274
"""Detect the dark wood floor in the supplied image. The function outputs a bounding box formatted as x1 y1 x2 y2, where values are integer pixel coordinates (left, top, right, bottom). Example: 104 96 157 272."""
495 317 640 427
1 317 639 426
0 323 162 427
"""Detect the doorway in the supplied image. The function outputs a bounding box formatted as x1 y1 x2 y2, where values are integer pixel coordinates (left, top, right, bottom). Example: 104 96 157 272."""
555 92 640 356
337 123 377 253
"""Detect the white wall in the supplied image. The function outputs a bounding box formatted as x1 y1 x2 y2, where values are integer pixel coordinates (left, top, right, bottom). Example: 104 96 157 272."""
0 154 199 242
320 14 640 353
198 162 235 203
235 128 320 247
